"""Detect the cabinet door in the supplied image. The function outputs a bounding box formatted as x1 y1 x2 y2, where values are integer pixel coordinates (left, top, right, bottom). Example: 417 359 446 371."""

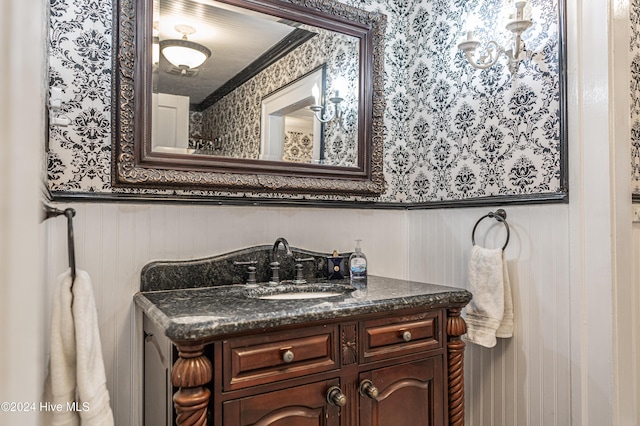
223 379 341 426
359 356 444 426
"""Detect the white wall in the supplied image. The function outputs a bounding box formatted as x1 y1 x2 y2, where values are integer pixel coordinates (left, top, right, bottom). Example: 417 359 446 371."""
611 0 637 421
635 220 640 421
44 203 407 424
408 205 571 425
0 0 47 425
46 202 637 426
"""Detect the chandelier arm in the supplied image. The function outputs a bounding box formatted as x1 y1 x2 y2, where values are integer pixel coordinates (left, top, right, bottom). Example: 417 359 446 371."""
312 106 336 123
311 100 344 124
464 41 503 70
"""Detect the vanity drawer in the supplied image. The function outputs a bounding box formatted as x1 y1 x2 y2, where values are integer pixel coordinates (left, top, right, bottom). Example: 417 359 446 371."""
360 311 442 363
223 325 338 391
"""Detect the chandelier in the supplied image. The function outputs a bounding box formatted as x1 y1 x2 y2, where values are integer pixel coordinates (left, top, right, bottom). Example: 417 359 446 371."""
309 76 348 124
457 1 533 74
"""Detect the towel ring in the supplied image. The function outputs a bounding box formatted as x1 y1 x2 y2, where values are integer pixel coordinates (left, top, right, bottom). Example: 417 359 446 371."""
471 209 510 251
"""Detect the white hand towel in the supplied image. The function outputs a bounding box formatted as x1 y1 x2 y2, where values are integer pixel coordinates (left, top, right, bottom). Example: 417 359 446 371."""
464 245 513 348
72 270 114 426
495 258 513 339
42 270 114 426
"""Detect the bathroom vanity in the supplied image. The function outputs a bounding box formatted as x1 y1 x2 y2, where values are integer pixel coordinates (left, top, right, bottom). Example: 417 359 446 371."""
135 246 472 426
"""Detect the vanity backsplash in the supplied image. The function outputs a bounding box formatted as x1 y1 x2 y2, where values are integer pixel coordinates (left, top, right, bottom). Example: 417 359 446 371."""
140 244 353 292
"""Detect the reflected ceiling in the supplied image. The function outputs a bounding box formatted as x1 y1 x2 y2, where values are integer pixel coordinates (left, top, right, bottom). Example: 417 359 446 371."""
155 0 300 104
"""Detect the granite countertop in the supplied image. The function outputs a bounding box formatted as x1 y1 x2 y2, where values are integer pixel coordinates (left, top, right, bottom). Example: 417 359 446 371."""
135 276 472 342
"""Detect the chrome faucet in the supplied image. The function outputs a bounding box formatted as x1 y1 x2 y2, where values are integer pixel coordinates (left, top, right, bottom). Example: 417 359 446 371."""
270 237 292 284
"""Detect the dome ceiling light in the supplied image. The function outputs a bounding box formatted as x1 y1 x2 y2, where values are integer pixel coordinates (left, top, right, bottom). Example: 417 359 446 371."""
160 24 211 74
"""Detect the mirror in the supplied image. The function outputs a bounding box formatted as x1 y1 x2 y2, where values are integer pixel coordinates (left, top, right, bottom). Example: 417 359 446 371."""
113 0 386 196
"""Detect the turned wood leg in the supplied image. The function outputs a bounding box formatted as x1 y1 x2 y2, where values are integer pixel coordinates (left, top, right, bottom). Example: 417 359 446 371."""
171 342 212 426
446 307 467 426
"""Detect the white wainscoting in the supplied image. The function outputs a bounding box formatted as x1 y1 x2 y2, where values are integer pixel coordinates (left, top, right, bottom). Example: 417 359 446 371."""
43 203 408 424
408 204 572 426
633 219 640 423
41 201 640 425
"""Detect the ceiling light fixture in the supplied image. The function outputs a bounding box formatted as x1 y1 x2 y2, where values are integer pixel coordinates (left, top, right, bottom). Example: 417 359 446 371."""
160 24 211 74
457 1 533 74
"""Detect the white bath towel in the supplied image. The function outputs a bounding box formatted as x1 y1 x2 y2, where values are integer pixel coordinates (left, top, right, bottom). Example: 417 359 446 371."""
42 270 80 426
464 245 513 348
42 270 114 426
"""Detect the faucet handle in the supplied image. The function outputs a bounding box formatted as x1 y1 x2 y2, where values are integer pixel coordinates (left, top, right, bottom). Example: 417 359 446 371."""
293 257 315 284
269 261 280 285
233 260 258 286
246 266 257 285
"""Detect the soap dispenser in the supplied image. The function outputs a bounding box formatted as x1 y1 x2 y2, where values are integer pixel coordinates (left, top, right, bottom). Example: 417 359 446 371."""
349 240 367 281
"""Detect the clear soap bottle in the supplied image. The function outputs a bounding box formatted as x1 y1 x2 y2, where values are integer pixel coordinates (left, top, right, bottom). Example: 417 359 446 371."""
349 239 367 282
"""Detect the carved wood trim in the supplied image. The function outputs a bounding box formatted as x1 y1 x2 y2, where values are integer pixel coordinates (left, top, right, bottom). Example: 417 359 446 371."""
341 324 358 365
172 343 213 426
446 308 467 426
343 381 358 426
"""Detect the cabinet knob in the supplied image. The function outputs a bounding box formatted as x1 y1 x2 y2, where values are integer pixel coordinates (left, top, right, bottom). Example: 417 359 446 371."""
282 349 295 363
359 379 379 399
326 386 347 407
401 330 412 342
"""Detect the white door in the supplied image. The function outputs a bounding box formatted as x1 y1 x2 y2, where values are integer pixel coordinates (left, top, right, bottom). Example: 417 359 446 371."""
152 93 190 149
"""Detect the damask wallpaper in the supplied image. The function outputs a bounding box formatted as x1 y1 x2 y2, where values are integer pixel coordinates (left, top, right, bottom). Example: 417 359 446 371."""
631 0 640 196
47 0 569 204
283 131 315 163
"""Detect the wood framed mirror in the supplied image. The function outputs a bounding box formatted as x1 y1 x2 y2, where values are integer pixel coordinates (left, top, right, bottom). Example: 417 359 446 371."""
112 0 386 195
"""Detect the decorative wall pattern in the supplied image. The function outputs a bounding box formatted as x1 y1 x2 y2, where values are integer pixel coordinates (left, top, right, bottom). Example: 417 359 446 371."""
397 0 563 202
47 0 566 204
48 0 113 192
631 0 640 195
283 131 314 162
189 111 203 139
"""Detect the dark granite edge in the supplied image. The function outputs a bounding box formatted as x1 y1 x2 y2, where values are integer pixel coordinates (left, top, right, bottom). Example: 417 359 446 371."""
166 292 471 341
136 286 472 342
134 293 173 332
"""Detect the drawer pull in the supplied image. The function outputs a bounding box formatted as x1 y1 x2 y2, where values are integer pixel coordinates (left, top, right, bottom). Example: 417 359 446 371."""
281 348 295 363
359 379 379 399
326 386 347 407
401 330 412 342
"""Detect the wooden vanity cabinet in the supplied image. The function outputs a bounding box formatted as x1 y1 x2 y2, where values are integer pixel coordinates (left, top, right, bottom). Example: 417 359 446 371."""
354 311 446 426
222 379 341 426
152 307 467 426
358 357 444 426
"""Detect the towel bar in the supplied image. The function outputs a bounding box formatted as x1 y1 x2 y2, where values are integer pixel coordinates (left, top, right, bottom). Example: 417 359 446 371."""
471 209 510 250
42 203 77 282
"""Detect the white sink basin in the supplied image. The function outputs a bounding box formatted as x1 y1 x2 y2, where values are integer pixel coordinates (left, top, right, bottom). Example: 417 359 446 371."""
258 291 346 300
245 283 355 301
